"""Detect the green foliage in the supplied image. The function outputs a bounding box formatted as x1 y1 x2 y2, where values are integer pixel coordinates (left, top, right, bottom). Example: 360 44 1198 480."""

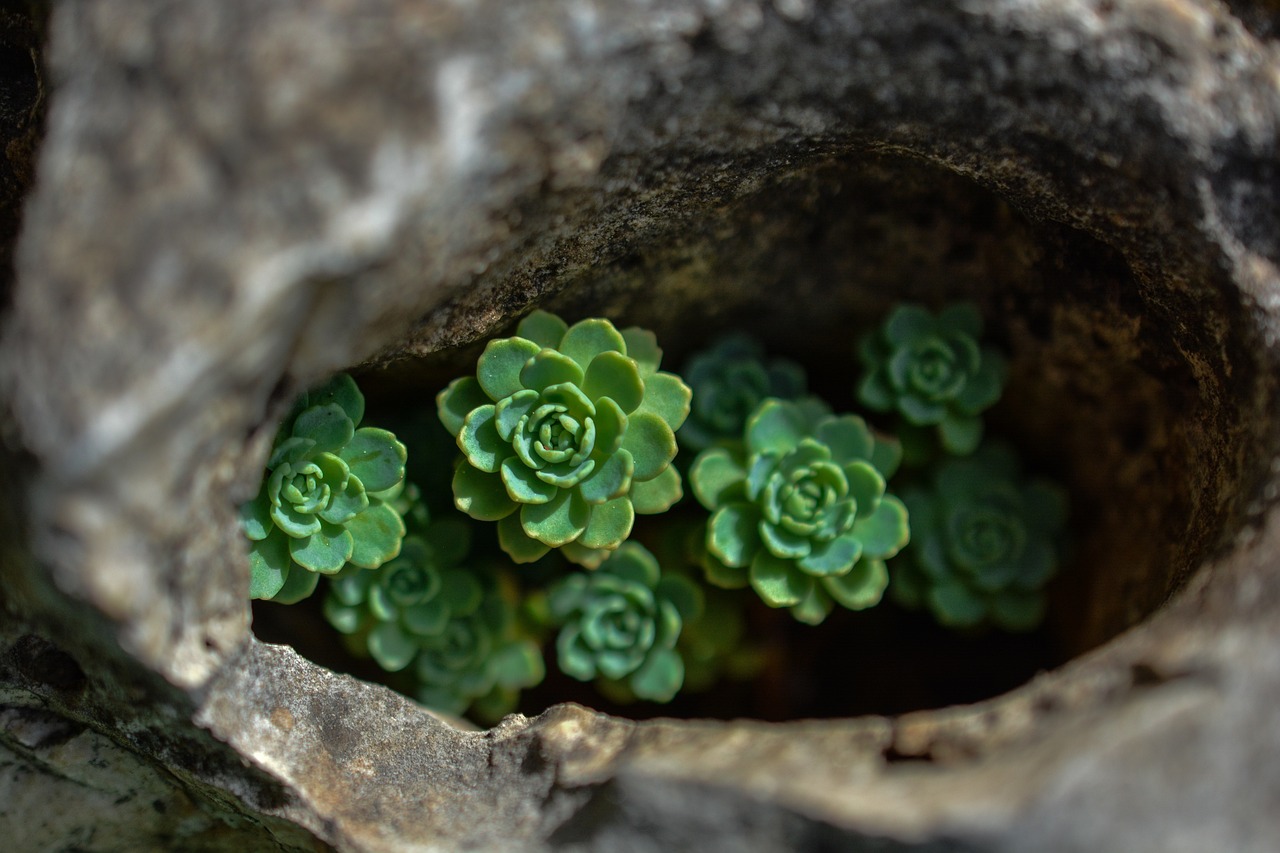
244 304 1071 716
437 310 691 567
548 543 702 702
678 333 808 453
414 574 546 720
890 443 1068 631
690 398 909 625
241 374 407 603
323 514 481 671
857 303 1007 455
653 521 765 693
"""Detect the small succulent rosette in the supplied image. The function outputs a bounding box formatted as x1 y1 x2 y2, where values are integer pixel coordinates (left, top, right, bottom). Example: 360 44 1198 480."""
857 303 1007 456
890 443 1068 631
437 310 691 567
240 374 407 603
323 515 481 671
414 577 546 720
690 398 909 625
548 542 702 703
678 333 808 453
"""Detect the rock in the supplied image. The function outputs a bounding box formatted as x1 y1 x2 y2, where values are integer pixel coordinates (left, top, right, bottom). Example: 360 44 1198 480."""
1 0 1279 851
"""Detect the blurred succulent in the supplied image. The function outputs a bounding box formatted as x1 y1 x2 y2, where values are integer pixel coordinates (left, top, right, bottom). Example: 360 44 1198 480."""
437 310 691 567
677 579 765 693
323 514 481 671
548 542 702 702
652 521 765 693
690 398 909 625
414 574 546 720
857 303 1006 455
240 374 407 603
678 333 808 453
890 443 1068 631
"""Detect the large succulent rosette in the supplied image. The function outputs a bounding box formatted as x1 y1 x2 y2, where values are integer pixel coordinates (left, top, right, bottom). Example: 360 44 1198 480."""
678 333 808 453
414 578 546 720
240 374 407 603
690 398 910 625
891 443 1067 630
548 543 702 703
437 310 691 567
323 515 482 671
857 303 1006 455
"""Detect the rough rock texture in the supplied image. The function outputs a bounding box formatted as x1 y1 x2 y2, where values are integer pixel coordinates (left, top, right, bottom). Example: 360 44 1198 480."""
1 0 1280 850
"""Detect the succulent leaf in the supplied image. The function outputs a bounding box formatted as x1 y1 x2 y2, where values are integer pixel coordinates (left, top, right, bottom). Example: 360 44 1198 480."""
272 567 321 605
248 533 292 599
621 412 677 481
517 309 569 348
437 377 491 437
239 488 273 541
559 319 627 368
345 502 406 569
620 327 662 377
340 428 408 492
477 337 541 401
453 463 518 520
293 403 355 455
289 525 354 574
305 372 366 426
629 464 683 514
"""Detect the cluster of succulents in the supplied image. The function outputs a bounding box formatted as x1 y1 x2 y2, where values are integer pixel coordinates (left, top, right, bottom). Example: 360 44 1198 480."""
239 303 1070 722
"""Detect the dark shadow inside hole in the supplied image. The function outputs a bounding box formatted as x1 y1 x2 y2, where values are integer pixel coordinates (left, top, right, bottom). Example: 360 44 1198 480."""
252 152 1257 722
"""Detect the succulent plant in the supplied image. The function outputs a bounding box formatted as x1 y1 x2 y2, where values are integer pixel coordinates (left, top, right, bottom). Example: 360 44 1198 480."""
414 575 546 719
323 514 482 671
240 374 407 603
548 542 702 702
678 333 808 453
690 398 909 625
890 443 1068 631
857 303 1007 455
437 310 691 567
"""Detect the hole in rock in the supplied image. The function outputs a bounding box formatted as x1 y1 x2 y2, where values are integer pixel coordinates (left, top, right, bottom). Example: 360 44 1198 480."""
252 153 1267 722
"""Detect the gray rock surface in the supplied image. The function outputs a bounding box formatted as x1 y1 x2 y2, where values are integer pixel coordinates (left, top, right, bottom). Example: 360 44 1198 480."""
2 0 1280 850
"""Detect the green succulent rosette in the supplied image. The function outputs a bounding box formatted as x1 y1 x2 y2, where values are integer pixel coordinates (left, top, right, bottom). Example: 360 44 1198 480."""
437 310 691 568
240 374 408 603
891 443 1068 631
857 303 1007 455
323 515 482 671
548 543 702 703
690 398 910 625
678 333 808 453
414 575 546 720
